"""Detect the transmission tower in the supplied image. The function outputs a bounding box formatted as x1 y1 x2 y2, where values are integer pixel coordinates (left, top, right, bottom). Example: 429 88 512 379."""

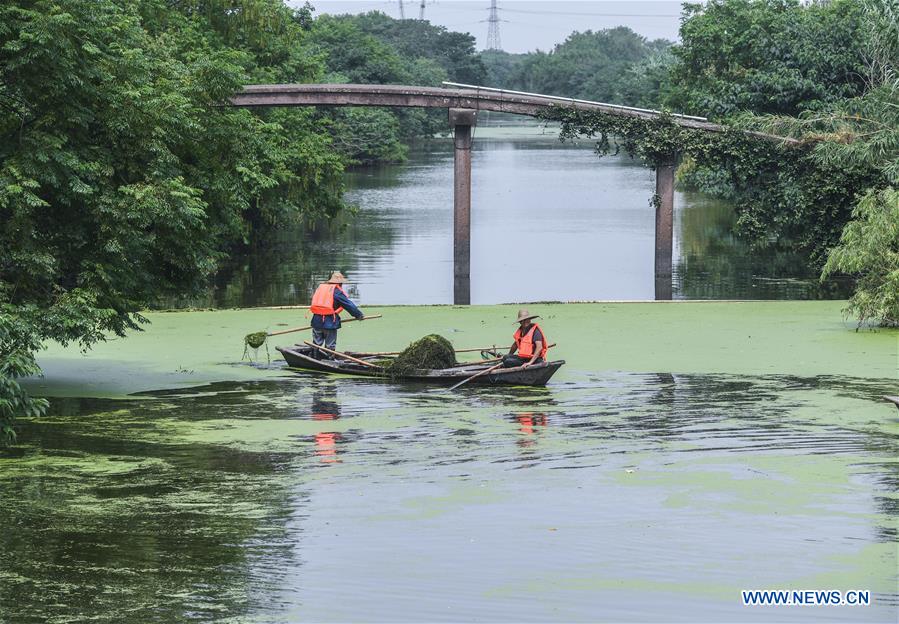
398 0 405 19
486 0 502 50
418 0 426 20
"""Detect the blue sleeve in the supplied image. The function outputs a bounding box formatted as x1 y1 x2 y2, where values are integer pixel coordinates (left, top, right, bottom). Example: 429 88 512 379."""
334 289 364 319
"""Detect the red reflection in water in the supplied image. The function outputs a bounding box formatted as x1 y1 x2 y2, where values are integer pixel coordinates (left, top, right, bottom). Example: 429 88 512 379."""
314 431 341 463
516 412 548 447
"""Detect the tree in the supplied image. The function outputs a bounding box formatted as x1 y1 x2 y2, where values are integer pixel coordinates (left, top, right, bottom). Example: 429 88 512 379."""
667 0 868 118
479 27 673 108
659 0 885 267
0 0 347 444
307 11 485 161
752 0 899 325
348 11 486 85
821 188 899 327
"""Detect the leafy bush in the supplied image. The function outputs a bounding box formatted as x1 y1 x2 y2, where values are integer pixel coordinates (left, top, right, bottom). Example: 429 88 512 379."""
0 0 347 438
822 188 899 327
0 311 48 446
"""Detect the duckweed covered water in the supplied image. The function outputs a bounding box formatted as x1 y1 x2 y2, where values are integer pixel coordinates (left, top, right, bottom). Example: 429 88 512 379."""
5 303 898 622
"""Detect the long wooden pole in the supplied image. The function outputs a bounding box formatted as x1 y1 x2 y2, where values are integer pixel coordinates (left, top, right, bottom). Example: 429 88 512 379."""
353 345 499 357
266 315 382 337
449 362 504 391
355 343 555 358
303 341 382 369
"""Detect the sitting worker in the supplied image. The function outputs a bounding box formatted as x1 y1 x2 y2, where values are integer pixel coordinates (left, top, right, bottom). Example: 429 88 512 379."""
309 271 364 356
503 309 548 368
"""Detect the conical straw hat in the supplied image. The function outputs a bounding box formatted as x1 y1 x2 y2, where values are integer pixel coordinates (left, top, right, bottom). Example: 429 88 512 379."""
327 271 347 284
515 309 539 323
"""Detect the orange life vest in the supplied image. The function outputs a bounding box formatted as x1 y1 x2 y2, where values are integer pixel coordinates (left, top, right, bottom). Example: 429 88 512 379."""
513 323 548 360
310 283 345 317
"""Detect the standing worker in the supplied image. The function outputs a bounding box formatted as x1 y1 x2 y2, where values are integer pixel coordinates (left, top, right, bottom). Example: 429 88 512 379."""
503 309 548 368
309 271 365 356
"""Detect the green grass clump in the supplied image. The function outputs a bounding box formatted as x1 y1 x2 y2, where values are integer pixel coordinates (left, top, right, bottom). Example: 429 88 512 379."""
384 334 456 377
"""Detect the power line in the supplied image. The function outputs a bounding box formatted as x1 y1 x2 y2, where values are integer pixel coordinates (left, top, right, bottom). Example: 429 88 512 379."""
500 8 680 18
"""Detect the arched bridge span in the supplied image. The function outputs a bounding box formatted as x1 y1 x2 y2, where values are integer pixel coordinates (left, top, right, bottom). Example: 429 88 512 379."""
230 83 761 303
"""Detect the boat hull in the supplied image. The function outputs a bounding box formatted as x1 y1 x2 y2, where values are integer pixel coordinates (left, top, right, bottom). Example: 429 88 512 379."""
276 346 564 387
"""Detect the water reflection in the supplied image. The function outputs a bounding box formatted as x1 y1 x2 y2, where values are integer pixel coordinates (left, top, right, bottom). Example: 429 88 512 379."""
514 412 548 448
2 372 895 622
673 194 851 299
181 132 849 308
311 387 342 464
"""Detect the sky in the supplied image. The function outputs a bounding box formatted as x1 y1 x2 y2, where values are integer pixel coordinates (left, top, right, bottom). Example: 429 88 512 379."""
295 1 690 53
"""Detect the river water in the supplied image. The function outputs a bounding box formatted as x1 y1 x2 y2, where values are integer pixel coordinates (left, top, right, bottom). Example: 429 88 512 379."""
206 124 845 307
5 300 898 623
3 125 893 623
3 367 896 622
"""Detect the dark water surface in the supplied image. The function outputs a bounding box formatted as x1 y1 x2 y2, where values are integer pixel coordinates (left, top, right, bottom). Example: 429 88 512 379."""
2 371 896 622
203 128 846 308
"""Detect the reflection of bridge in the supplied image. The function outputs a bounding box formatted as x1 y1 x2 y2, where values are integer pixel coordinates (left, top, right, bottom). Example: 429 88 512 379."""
230 83 728 302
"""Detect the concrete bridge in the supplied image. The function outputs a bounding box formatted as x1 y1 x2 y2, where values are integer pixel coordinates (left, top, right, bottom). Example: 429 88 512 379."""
231 83 738 303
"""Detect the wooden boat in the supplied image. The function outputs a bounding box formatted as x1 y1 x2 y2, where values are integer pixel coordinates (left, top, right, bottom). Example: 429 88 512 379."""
276 345 564 387
885 396 899 410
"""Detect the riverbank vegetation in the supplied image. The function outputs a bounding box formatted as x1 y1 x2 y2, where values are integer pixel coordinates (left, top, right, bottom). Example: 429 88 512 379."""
0 0 346 443
526 0 896 327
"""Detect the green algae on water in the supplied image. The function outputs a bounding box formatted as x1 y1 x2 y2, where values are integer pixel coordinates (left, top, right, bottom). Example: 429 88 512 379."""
23 302 899 399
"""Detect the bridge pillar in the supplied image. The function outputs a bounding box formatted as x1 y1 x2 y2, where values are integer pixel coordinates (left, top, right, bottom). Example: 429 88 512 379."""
654 159 677 301
449 108 477 305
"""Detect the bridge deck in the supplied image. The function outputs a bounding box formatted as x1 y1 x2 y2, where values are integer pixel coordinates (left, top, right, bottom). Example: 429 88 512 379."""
231 83 732 133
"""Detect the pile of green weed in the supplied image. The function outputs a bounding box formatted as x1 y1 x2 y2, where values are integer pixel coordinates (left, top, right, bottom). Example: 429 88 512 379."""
244 332 267 349
242 331 270 364
384 334 456 376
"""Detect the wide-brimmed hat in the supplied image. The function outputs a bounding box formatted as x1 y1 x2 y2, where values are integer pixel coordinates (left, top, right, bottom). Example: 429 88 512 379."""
515 309 539 323
327 271 348 284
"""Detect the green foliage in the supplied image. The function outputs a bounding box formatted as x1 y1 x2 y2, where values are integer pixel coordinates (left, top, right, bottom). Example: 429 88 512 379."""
821 188 899 327
481 27 673 108
615 49 677 110
667 0 868 118
311 14 410 84
0 0 349 436
345 11 486 85
0 310 48 445
307 11 485 163
385 334 456 377
744 0 899 326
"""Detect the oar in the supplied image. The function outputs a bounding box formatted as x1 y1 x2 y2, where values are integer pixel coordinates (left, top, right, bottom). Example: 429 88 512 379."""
449 362 504 391
242 315 382 363
303 341 382 369
267 314 382 338
447 344 558 389
449 357 502 368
